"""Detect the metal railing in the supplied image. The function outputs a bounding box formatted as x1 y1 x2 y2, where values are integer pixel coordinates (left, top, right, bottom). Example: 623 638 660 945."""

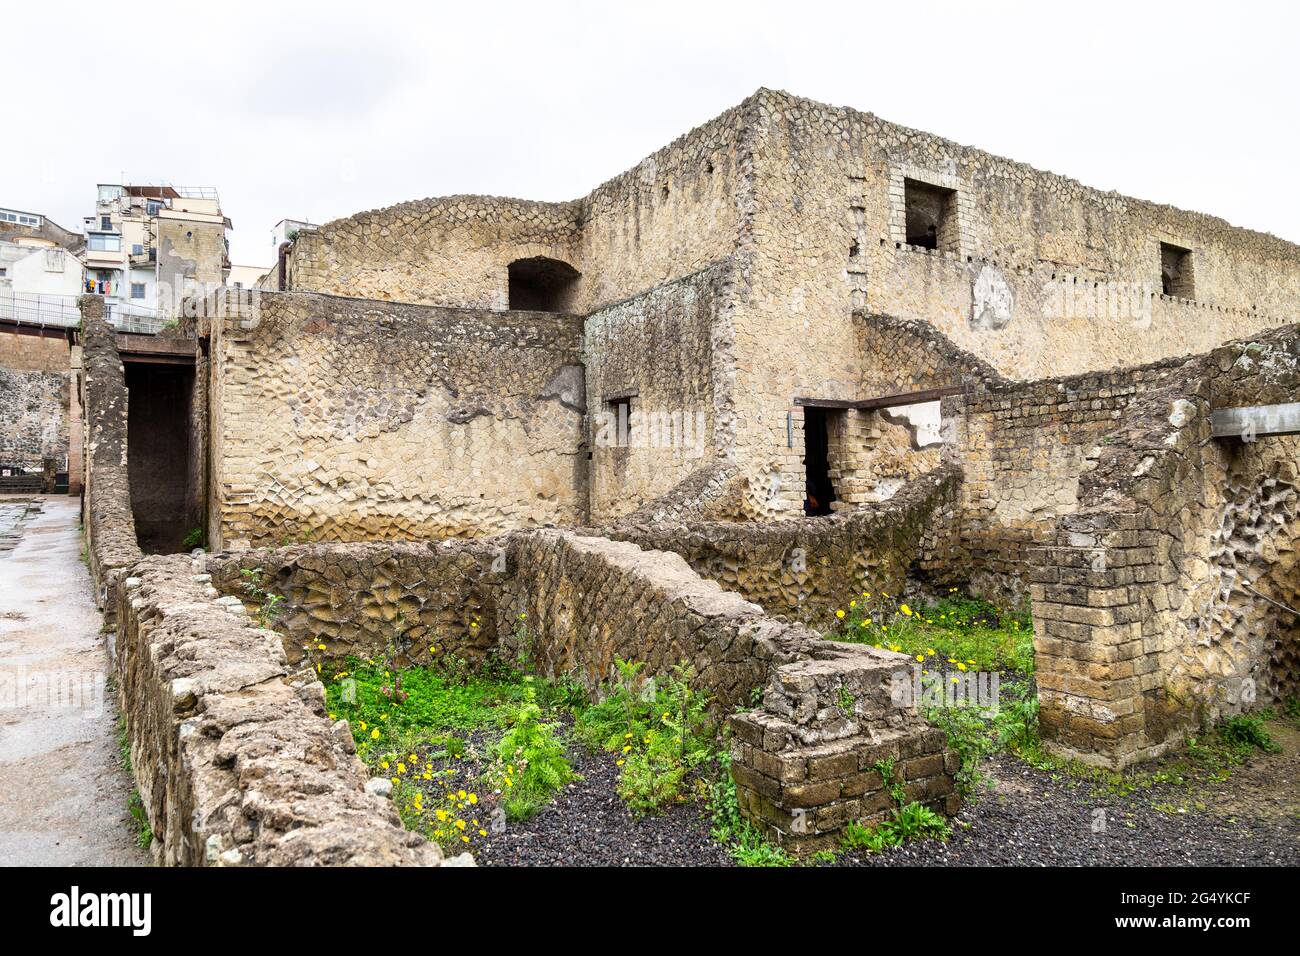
0 290 80 327
0 290 167 334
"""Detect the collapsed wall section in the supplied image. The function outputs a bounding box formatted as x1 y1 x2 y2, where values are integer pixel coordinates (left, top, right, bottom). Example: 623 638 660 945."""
208 291 586 548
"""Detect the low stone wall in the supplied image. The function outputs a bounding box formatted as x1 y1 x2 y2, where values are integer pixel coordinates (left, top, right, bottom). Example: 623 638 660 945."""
206 539 508 668
511 532 958 851
507 531 810 709
204 528 960 852
115 554 450 866
609 465 963 627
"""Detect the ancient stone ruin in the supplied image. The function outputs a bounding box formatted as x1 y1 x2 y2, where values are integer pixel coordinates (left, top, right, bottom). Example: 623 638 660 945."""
78 88 1300 864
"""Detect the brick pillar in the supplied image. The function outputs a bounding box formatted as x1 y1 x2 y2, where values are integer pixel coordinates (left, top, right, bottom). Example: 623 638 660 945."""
1029 512 1156 768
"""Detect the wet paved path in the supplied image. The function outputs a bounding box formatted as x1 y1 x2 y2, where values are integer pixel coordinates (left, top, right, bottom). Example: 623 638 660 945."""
0 496 147 865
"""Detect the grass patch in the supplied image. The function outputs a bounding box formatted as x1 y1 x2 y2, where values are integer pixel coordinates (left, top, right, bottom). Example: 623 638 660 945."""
324 657 528 757
841 802 950 854
827 589 1034 678
574 658 715 814
126 791 153 850
327 657 577 851
116 714 152 850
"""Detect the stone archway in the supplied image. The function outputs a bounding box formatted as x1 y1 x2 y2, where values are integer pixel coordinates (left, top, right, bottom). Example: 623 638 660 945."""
507 257 580 312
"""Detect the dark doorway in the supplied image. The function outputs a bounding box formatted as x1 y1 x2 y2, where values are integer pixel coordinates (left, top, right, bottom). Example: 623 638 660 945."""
803 408 835 516
507 257 580 311
125 362 195 553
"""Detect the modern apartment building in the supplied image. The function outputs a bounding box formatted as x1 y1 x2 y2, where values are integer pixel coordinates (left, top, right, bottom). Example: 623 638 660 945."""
82 184 231 323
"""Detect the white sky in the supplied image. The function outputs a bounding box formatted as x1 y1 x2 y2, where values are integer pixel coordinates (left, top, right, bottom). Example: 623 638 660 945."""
5 0 1297 267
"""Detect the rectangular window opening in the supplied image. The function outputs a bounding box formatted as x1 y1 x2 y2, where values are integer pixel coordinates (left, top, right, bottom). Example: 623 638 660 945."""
904 179 958 252
1160 242 1194 299
604 395 633 448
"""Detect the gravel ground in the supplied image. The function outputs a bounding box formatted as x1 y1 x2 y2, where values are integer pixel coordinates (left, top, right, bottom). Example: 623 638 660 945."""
839 750 1300 867
398 713 1300 867
403 722 730 867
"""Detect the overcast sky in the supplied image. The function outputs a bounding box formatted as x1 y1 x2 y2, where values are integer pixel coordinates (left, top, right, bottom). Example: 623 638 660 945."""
5 0 1297 267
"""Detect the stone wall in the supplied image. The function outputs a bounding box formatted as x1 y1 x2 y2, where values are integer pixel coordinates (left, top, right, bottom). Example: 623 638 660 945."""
79 296 142 625
507 529 957 851
947 357 1190 603
114 554 449 866
1029 326 1300 768
203 528 960 852
285 197 582 311
206 539 508 668
584 264 729 522
80 294 461 866
207 291 586 548
728 88 1300 518
283 98 754 319
610 465 962 628
0 327 70 472
258 88 1300 527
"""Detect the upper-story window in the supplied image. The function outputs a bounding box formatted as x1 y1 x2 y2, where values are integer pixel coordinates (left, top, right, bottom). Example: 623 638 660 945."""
507 257 580 311
87 233 121 252
1160 242 1195 299
100 215 112 230
904 179 959 252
